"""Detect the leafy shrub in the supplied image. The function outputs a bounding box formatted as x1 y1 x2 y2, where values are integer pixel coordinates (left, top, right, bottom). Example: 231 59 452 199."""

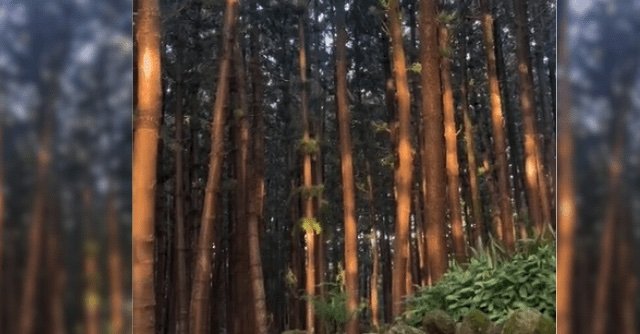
403 240 555 326
307 283 355 333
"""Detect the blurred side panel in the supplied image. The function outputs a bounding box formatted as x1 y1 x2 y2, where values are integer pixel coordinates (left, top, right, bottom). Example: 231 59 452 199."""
0 0 132 333
558 0 640 333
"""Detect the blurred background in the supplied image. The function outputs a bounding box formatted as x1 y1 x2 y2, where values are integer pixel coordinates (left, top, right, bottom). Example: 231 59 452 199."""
559 0 640 333
0 0 132 333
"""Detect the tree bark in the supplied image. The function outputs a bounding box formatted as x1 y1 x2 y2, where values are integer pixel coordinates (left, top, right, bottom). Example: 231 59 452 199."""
189 0 238 332
172 22 189 333
387 0 414 317
419 0 448 282
556 5 576 333
335 1 359 332
133 0 161 331
513 0 550 237
107 194 124 334
440 25 466 263
479 0 514 252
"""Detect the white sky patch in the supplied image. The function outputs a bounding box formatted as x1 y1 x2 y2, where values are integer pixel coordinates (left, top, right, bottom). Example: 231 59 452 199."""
76 42 97 64
570 0 595 16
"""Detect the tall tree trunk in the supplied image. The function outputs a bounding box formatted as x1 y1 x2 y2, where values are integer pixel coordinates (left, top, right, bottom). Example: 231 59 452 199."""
513 0 550 237
591 62 636 334
46 205 65 334
419 0 448 282
232 37 255 334
19 108 52 334
173 24 189 334
335 1 359 332
479 0 514 252
440 25 466 263
556 5 576 333
460 70 484 245
133 0 161 331
107 194 124 334
82 190 100 334
387 0 414 317
366 162 380 330
298 13 317 334
247 12 269 334
189 0 238 332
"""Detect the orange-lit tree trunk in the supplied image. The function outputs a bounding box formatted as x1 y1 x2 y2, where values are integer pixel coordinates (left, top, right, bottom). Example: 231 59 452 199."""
248 14 269 334
19 110 52 334
189 0 238 332
591 64 635 334
107 194 124 334
82 190 100 334
419 0 448 282
365 162 380 330
335 1 359 332
479 0 514 252
556 5 575 333
440 25 466 263
172 24 189 334
46 206 65 334
387 0 413 317
133 0 161 331
297 13 317 334
513 0 550 236
232 37 255 334
234 34 268 334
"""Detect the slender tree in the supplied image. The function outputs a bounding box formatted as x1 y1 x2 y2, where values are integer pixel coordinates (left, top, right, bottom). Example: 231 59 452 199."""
440 24 466 263
172 19 189 334
189 0 238 332
513 0 551 236
387 0 414 317
297 11 317 334
107 194 124 334
335 0 359 332
478 0 514 252
133 0 162 331
556 3 575 332
419 0 448 282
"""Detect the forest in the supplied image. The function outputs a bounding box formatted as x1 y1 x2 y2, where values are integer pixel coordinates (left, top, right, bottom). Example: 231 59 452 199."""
133 0 556 333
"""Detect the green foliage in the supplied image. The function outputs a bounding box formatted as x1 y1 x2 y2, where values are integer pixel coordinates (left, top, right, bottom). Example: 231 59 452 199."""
299 184 325 199
233 108 245 120
299 217 322 235
378 0 390 10
306 282 365 333
403 240 555 326
439 47 453 59
297 138 320 155
409 62 422 74
437 11 457 25
285 267 297 288
370 120 391 134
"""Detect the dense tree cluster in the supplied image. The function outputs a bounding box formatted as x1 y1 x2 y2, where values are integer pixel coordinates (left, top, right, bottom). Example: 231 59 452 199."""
134 0 556 333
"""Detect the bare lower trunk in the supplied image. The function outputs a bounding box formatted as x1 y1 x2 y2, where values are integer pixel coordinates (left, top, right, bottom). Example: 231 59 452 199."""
133 0 162 331
335 2 359 332
440 25 466 263
419 0 448 282
387 0 414 317
479 0 514 252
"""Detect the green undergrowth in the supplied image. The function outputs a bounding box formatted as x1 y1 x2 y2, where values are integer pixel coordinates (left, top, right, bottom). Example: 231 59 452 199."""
403 238 555 326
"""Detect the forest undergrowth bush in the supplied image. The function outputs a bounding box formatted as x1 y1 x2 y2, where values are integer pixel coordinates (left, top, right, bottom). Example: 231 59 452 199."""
403 238 555 326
